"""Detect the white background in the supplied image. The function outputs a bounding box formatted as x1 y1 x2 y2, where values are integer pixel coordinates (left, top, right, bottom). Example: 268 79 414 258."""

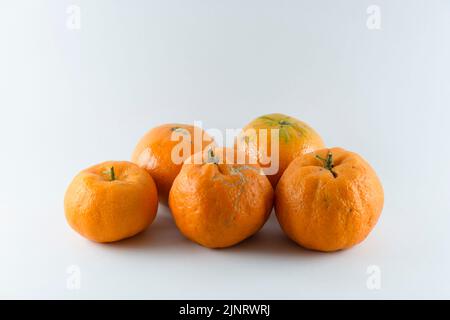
1 0 449 299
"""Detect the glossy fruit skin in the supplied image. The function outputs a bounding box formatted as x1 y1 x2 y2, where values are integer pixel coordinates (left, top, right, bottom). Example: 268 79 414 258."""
169 148 274 248
235 113 324 188
275 148 384 252
64 161 158 243
132 123 215 203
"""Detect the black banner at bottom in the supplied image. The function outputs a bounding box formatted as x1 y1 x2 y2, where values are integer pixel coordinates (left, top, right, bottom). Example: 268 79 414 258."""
0 300 444 318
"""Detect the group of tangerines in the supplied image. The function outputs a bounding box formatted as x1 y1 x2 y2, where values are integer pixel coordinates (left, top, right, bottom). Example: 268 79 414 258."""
64 113 384 252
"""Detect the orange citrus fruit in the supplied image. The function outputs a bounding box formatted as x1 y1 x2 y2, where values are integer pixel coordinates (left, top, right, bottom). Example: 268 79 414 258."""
169 147 273 248
275 148 384 252
132 123 215 203
235 113 324 187
64 161 158 243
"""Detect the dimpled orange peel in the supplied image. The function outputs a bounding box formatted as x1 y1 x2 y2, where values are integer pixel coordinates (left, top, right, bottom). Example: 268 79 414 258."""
169 147 274 248
275 147 384 252
132 123 215 203
64 161 158 243
235 113 325 187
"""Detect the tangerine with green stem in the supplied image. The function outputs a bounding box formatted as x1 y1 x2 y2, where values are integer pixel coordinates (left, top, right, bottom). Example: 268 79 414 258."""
169 147 274 248
275 147 384 252
64 161 159 243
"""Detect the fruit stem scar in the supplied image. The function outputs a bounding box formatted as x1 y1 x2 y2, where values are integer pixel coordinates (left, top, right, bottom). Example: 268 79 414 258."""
316 152 337 178
207 148 219 164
